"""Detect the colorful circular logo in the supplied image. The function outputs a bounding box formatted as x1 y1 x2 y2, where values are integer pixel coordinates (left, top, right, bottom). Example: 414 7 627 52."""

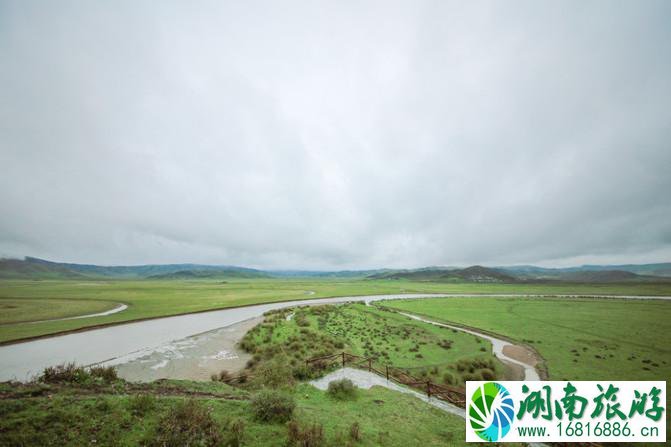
468 382 515 442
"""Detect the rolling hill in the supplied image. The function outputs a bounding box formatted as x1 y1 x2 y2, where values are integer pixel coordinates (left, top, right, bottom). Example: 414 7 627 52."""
1 256 670 283
367 265 517 283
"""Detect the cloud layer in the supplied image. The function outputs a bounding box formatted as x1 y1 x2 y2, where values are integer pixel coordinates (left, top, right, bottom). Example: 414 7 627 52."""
1 1 670 269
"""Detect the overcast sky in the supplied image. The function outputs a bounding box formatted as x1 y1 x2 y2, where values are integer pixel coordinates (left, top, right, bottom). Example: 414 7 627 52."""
1 1 670 269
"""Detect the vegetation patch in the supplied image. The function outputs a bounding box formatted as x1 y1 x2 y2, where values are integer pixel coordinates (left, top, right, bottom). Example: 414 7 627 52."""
327 378 357 400
250 389 296 423
238 303 505 386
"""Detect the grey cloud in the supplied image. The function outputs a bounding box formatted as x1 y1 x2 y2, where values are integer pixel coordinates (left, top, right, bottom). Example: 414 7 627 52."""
1 0 670 269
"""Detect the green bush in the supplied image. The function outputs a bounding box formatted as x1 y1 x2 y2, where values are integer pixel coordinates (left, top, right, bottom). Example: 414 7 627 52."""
251 390 296 423
327 378 357 400
128 394 156 417
39 363 89 384
224 418 245 447
145 399 222 447
254 355 295 389
287 420 324 447
349 421 361 442
38 363 118 384
89 365 118 382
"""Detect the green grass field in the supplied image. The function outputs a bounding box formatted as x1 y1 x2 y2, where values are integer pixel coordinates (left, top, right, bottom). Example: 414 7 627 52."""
0 377 477 446
383 296 671 382
2 278 671 343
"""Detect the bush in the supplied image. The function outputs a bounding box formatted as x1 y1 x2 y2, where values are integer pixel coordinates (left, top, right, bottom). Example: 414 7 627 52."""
442 371 457 385
211 370 232 382
93 365 119 382
327 379 357 400
254 355 295 389
349 421 361 442
39 363 89 384
38 363 118 384
292 364 314 381
287 420 324 447
128 394 156 417
480 368 496 381
251 390 295 423
224 418 245 447
146 399 222 447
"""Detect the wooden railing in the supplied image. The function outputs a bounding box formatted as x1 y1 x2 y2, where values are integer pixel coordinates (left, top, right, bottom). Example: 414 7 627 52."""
305 352 466 407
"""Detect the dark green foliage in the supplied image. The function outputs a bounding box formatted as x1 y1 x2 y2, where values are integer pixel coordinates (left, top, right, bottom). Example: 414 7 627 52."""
145 399 222 447
127 394 156 417
89 365 119 382
251 390 295 423
349 421 361 442
327 379 357 400
38 363 117 384
286 420 325 447
254 355 295 389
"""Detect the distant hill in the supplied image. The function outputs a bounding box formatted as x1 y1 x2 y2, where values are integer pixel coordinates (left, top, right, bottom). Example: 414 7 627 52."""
498 263 671 278
2 256 670 282
553 270 668 283
368 266 517 283
267 269 394 278
147 269 268 280
0 258 86 279
0 257 266 280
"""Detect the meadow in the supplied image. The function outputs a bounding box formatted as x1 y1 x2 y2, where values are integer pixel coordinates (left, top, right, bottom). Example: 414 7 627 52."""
2 278 671 343
383 296 671 382
0 375 474 446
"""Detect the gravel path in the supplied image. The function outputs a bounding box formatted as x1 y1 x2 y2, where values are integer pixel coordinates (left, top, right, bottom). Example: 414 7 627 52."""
310 367 466 417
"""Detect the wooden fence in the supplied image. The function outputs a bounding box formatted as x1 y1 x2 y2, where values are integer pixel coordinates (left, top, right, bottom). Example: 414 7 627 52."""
305 351 466 407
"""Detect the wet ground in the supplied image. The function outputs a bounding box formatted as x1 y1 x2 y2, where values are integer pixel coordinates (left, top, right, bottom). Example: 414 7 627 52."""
114 317 261 381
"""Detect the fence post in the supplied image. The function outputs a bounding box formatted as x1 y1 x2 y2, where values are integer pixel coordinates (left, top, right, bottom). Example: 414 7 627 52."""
342 352 345 368
426 381 431 398
368 358 372 372
385 365 389 381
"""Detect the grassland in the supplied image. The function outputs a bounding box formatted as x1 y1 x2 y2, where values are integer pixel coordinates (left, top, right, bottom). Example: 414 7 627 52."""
0 372 477 446
2 278 671 343
239 303 506 386
383 296 671 382
0 298 118 325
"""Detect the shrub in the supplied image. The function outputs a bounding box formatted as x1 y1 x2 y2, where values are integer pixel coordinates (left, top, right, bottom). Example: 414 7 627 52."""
287 420 324 447
89 365 118 382
442 371 457 385
295 315 310 327
254 355 294 389
211 370 232 382
327 379 357 400
251 390 295 423
292 364 314 381
39 363 89 384
480 368 496 381
349 421 361 442
128 393 156 417
146 399 222 447
224 418 245 447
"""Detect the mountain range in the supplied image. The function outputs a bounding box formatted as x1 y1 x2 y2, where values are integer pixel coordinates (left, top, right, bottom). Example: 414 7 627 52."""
1 256 670 283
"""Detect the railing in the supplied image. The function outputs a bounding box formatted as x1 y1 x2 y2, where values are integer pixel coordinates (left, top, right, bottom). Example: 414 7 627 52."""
305 352 466 407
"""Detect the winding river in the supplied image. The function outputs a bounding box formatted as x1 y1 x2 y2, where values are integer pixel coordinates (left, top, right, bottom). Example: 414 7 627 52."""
1 293 668 382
